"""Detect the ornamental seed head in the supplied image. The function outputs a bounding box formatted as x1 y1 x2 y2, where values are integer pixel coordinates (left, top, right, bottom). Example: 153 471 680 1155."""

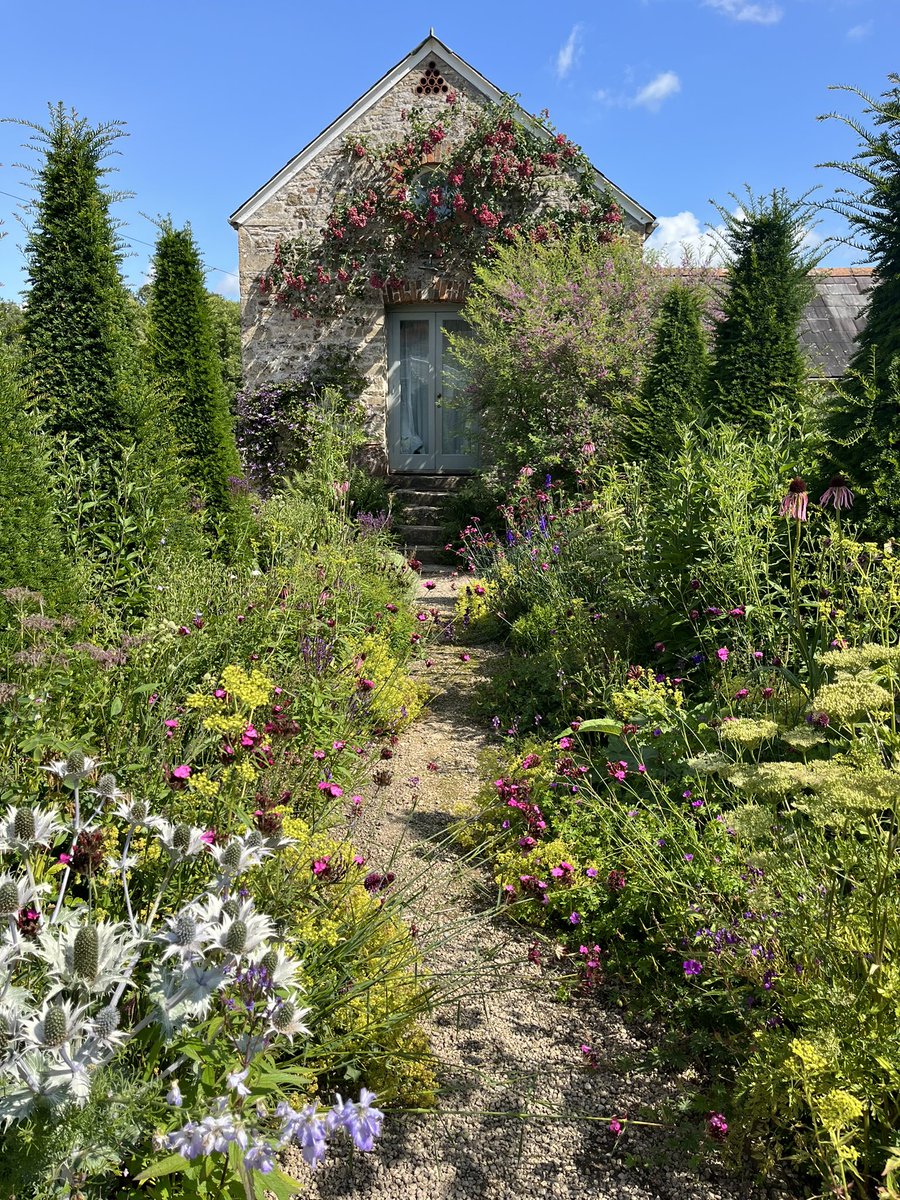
130 800 149 821
221 841 242 871
260 949 278 975
94 1005 120 1038
245 829 264 849
0 881 20 916
222 899 239 919
0 1013 9 1053
174 914 197 945
74 925 99 981
224 920 247 954
65 749 86 776
173 824 191 853
42 1004 68 1047
96 773 118 798
272 1000 295 1030
14 809 35 843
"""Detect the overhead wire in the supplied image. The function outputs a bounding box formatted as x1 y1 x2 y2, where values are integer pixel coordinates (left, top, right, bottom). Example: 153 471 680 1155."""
0 186 239 280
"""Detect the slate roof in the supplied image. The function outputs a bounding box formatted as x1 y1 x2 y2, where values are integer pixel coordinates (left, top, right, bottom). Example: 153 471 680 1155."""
800 268 874 379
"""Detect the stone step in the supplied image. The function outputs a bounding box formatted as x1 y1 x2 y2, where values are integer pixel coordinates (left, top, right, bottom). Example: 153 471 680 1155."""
397 523 446 548
397 503 444 523
392 489 454 506
388 473 470 493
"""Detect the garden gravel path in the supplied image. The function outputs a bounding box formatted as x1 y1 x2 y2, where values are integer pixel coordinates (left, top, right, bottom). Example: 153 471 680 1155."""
291 573 788 1200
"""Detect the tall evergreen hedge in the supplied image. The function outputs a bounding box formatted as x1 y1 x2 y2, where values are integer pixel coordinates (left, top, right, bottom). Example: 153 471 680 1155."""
819 75 900 534
0 349 75 606
622 282 709 463
708 190 820 435
147 222 247 551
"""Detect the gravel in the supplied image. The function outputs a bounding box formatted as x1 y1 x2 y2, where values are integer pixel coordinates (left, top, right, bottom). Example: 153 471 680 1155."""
289 573 792 1200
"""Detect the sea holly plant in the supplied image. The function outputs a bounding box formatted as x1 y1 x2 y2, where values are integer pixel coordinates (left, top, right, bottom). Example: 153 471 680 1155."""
261 94 627 320
0 751 383 1195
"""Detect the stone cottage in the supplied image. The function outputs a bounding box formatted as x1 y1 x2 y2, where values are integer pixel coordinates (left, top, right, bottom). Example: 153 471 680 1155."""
230 34 874 486
229 32 656 477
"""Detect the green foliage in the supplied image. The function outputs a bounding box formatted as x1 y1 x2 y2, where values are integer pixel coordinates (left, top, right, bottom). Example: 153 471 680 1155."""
18 104 137 446
0 299 24 348
147 222 249 554
14 104 191 601
621 282 710 463
820 75 900 535
0 349 76 607
453 231 660 475
708 189 821 434
204 292 242 402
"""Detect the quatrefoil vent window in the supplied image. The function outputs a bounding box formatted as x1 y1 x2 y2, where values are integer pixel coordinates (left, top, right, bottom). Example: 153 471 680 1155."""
415 61 449 96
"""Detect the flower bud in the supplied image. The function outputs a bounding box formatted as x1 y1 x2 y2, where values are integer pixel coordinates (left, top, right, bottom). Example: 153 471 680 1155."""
94 1005 120 1038
0 881 20 916
224 920 247 954
172 824 191 854
221 841 242 872
42 1004 68 1047
65 749 86 776
74 925 99 981
96 773 118 798
173 914 197 946
14 809 35 843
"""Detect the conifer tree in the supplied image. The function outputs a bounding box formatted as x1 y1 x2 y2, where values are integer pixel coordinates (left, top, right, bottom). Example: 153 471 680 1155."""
14 105 192 603
708 189 820 434
819 75 900 533
18 104 136 446
146 222 248 551
622 282 709 463
0 349 75 607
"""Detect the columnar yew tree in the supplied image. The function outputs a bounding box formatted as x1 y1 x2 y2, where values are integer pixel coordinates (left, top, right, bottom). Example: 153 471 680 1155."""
147 221 247 549
708 190 820 434
0 349 74 606
14 105 191 604
621 282 710 464
19 105 135 444
820 75 900 533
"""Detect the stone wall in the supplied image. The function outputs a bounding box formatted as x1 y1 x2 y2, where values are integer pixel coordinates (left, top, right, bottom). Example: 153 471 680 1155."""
236 58 485 473
235 54 649 474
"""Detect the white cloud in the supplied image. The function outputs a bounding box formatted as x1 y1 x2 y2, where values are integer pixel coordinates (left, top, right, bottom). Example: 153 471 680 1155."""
846 21 872 39
646 206 823 266
555 24 583 80
646 211 726 265
704 0 783 24
211 268 240 300
632 71 681 111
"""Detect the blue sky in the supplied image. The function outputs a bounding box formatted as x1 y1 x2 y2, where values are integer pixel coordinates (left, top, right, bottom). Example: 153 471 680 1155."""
0 0 893 302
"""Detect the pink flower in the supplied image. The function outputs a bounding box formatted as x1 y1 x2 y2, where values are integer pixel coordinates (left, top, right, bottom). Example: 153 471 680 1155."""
241 725 259 747
201 829 216 846
313 749 325 760
779 478 809 521
332 740 346 751
312 857 330 877
608 1119 622 1136
358 679 375 691
58 852 72 865
171 764 191 781
318 781 344 798
423 580 436 590
819 474 854 511
148 693 158 707
459 653 471 662
568 911 581 925
717 647 730 663
558 736 572 749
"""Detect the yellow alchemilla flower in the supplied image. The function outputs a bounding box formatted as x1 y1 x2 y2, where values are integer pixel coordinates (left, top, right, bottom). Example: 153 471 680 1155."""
188 771 220 799
185 691 218 711
235 758 257 783
813 1089 864 1132
202 714 247 738
221 665 274 710
788 1038 829 1078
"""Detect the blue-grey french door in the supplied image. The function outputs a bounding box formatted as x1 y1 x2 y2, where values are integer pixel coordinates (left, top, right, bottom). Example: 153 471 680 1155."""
387 308 478 472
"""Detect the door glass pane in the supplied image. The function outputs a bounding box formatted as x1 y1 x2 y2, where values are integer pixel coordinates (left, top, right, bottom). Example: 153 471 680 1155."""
397 319 430 456
439 318 471 456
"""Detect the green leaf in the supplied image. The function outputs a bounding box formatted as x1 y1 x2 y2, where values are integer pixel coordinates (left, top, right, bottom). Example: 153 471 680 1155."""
110 696 123 717
566 717 621 735
135 1153 187 1183
256 1167 306 1199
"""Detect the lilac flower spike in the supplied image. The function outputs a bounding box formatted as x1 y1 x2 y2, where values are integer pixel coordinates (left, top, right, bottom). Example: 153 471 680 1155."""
819 474 854 511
